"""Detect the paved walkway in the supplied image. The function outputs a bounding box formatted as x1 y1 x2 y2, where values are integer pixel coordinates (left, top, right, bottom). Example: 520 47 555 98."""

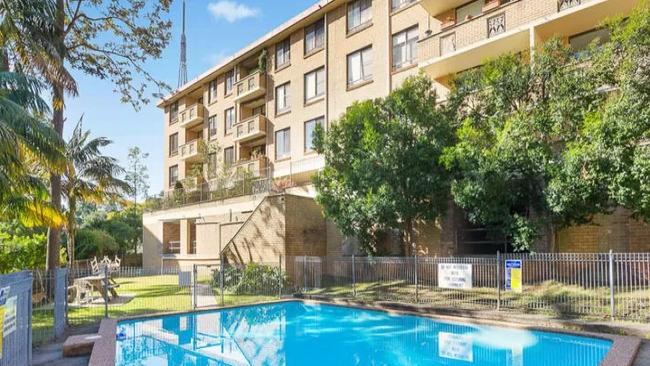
32 325 97 366
633 341 650 366
192 283 218 308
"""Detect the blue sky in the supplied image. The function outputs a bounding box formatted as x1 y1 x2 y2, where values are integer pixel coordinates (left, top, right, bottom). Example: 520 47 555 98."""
64 0 315 196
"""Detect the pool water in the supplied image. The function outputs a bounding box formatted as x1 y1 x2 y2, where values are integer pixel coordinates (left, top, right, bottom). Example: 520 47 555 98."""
115 301 612 366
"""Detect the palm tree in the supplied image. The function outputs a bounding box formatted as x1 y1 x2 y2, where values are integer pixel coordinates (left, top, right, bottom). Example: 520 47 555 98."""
63 120 132 267
0 65 65 226
1 0 77 271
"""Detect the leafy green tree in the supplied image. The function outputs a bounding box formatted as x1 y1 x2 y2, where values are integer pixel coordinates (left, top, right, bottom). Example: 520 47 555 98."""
442 39 608 251
0 221 47 273
578 4 650 221
314 75 453 255
0 64 64 227
74 227 119 260
63 120 132 267
125 147 150 205
2 0 172 272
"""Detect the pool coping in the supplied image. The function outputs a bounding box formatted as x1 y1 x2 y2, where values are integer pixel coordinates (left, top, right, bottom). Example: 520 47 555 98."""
90 298 641 366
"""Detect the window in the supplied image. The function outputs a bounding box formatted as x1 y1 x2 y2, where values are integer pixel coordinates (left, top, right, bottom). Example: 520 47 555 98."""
225 70 234 95
224 108 235 134
276 83 290 113
392 26 418 70
169 101 179 124
208 79 217 104
207 152 217 177
224 147 235 167
347 46 373 86
569 28 610 56
304 67 325 102
391 0 416 11
169 165 179 188
276 38 291 69
304 19 325 54
275 128 291 159
348 0 372 33
304 117 324 152
169 133 179 156
456 0 484 22
208 115 218 138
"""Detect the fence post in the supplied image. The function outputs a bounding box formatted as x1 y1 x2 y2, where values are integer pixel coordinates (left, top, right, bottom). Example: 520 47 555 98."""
278 255 283 299
220 255 225 307
103 266 109 318
609 250 615 320
53 268 67 339
192 264 197 310
352 254 356 297
303 256 307 292
414 252 419 304
496 251 501 311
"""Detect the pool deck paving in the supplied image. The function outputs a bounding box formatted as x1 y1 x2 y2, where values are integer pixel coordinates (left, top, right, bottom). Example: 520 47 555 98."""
633 341 650 366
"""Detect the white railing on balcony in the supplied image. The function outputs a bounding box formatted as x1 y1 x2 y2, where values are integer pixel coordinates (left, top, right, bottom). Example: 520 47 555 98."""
234 71 265 101
165 241 181 255
179 139 200 160
558 0 581 11
179 103 203 127
234 115 267 142
233 156 268 178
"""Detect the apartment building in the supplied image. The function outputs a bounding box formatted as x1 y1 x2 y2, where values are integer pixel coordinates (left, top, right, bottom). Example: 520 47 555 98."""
143 0 647 271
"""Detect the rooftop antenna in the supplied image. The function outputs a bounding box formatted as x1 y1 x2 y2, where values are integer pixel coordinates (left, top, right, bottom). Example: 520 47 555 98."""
177 0 188 88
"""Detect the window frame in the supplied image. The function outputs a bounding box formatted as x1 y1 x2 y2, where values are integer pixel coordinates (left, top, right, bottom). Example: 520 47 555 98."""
275 38 291 70
304 116 324 152
456 0 485 22
169 101 179 125
169 165 179 188
275 82 291 114
208 79 218 104
347 0 373 34
347 45 373 87
304 18 325 55
304 67 325 103
224 107 235 135
224 146 235 167
224 70 234 95
392 25 419 70
208 115 218 139
391 0 416 11
275 128 291 159
169 133 179 157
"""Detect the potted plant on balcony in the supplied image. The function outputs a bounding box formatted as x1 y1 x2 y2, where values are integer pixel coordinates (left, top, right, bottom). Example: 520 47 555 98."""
482 0 501 13
442 15 455 29
257 49 268 75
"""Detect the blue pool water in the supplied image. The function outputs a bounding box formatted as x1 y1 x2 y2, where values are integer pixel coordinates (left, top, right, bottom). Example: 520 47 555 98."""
115 301 612 366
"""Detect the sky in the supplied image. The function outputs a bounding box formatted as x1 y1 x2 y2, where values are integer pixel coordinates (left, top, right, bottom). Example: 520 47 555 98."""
64 0 316 196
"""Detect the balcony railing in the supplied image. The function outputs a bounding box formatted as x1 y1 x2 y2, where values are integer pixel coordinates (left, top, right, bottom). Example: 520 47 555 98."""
164 241 181 255
179 139 201 162
559 0 581 11
420 0 554 62
234 71 266 103
233 156 268 178
234 115 267 143
178 103 204 128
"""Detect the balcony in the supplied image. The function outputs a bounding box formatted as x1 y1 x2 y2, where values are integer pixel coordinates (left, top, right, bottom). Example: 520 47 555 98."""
178 103 204 128
233 156 268 178
233 115 267 143
234 71 266 103
179 139 202 163
181 176 204 192
164 240 181 255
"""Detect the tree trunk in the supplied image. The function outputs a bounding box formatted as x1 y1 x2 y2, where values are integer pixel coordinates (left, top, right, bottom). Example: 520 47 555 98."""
67 197 76 269
404 218 416 257
46 0 66 274
46 88 64 272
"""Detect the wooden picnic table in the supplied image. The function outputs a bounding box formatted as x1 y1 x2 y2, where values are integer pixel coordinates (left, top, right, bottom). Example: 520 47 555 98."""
74 275 119 303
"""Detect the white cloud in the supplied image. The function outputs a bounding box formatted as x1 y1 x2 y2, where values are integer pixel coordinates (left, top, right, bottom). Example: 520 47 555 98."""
207 1 260 23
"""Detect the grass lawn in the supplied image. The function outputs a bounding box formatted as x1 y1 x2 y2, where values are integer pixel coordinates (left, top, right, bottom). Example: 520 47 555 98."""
32 273 279 345
306 280 650 321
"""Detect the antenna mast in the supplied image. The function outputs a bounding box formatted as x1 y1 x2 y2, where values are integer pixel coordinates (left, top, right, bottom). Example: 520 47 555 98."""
178 0 188 88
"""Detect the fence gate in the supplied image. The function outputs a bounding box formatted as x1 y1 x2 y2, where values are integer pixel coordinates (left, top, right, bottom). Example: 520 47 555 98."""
0 271 33 366
192 264 222 309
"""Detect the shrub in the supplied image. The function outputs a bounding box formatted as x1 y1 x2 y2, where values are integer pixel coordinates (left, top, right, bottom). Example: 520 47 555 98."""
212 263 288 295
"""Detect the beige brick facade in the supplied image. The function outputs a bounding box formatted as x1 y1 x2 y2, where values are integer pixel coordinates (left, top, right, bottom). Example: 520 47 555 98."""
143 0 647 271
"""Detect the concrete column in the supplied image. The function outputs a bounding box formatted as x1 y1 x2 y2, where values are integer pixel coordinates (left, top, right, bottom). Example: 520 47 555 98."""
180 219 190 255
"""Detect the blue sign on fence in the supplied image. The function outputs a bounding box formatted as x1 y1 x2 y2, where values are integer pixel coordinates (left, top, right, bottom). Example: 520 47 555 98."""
505 260 522 293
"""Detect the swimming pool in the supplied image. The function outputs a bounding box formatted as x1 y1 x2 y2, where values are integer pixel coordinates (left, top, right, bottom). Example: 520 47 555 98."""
115 301 612 366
